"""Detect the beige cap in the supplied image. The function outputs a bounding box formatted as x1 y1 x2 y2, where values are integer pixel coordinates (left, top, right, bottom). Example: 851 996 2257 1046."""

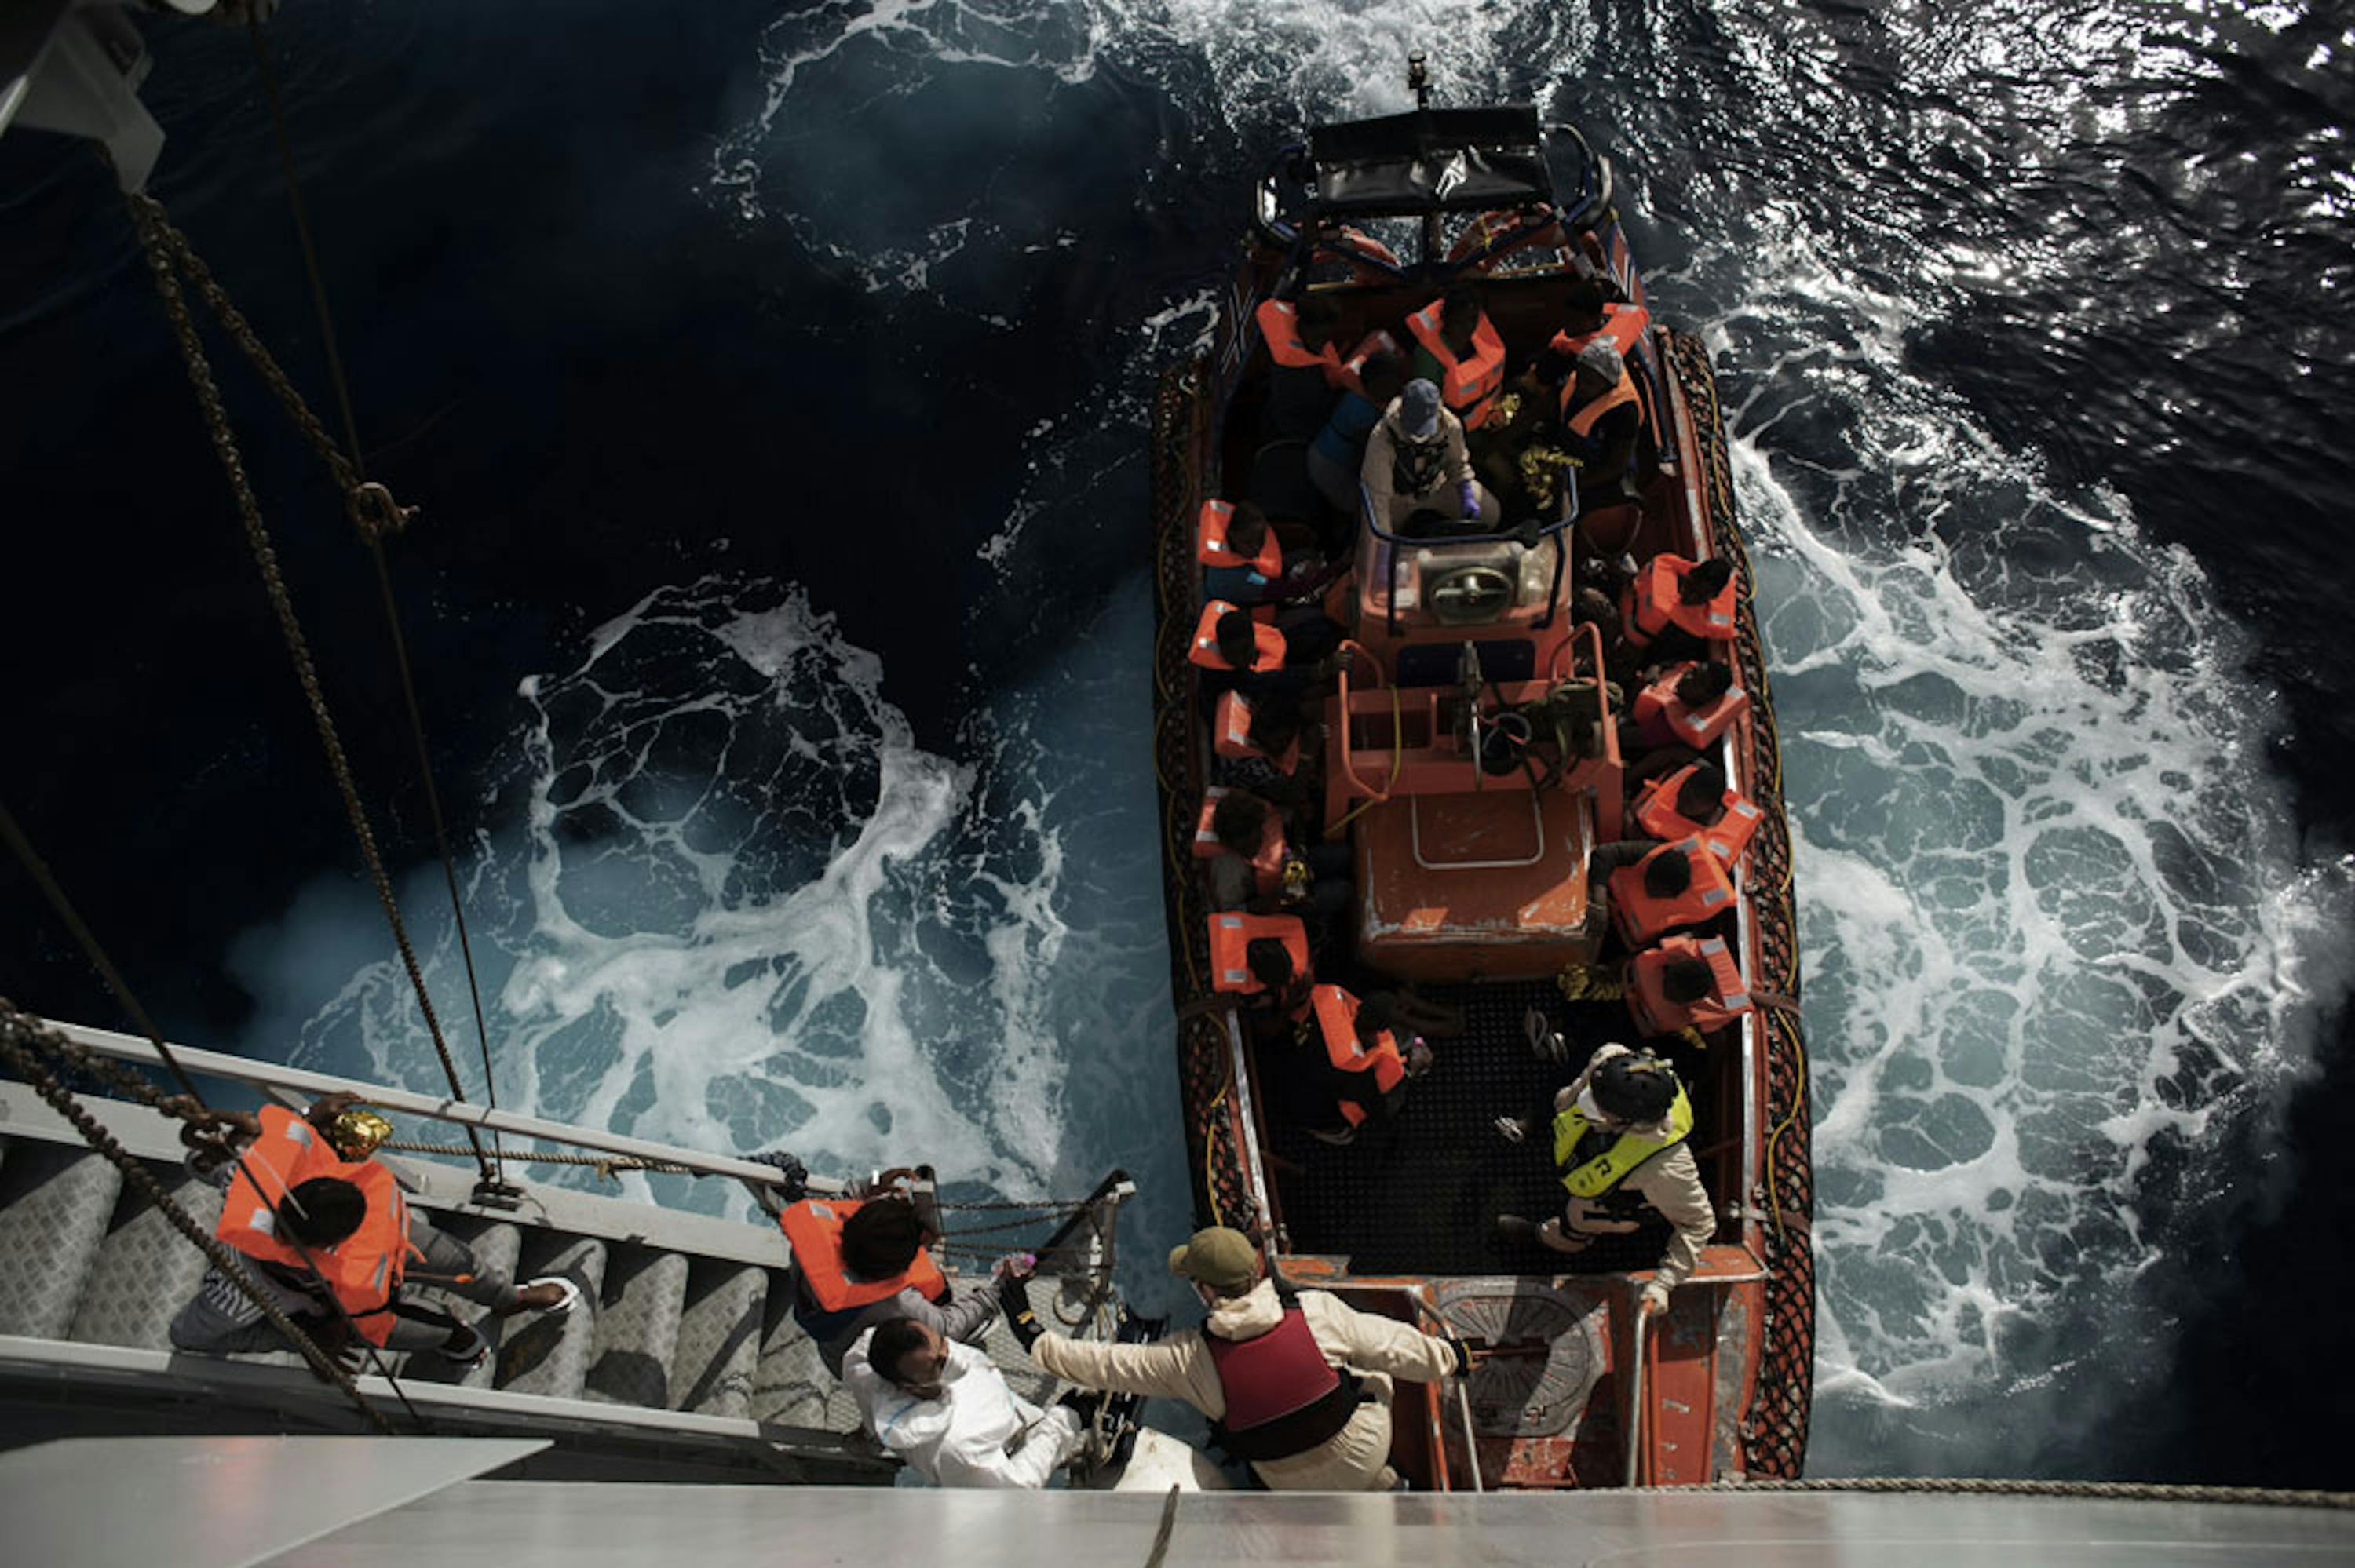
1167 1226 1260 1292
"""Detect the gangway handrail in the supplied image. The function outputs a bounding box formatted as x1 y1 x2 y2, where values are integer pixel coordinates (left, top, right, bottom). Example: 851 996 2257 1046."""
49 1019 840 1193
1624 1300 1652 1488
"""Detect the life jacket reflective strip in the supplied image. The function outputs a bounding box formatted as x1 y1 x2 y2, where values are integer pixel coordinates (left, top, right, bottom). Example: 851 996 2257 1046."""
1632 663 1750 750
1550 301 1652 364
1213 691 1301 773
1619 556 1736 648
1254 299 1345 380
1635 764 1765 868
1607 837 1736 948
1194 786 1288 897
778 1198 947 1315
1405 301 1507 428
1196 500 1282 577
1309 984 1407 1128
1204 1305 1361 1462
1550 1085 1696 1197
1208 912 1312 994
213 1105 420 1345
1334 330 1401 399
1627 935 1751 1037
1562 369 1640 439
1189 600 1287 673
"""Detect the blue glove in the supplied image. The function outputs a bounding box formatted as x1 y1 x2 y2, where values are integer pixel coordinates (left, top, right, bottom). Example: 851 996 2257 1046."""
1459 480 1480 519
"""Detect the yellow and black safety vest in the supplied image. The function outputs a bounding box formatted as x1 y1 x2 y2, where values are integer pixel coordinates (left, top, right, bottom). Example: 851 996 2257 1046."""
1550 1085 1694 1198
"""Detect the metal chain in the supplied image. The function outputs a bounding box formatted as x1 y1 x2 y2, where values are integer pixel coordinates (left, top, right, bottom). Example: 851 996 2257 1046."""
378 1139 688 1180
122 188 495 1187
0 1006 396 1432
1667 1475 2355 1510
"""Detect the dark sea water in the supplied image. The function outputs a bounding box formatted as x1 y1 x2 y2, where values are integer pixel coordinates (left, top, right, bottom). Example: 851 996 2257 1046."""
5 0 2352 1487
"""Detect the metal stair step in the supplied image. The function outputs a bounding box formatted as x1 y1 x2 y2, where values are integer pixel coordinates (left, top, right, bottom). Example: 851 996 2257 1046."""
0 1141 126 1339
750 1268 858 1432
582 1245 688 1409
670 1260 765 1420
494 1231 607 1400
69 1158 224 1351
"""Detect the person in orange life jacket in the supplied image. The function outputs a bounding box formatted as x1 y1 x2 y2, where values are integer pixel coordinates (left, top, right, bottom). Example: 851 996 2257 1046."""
1360 378 1500 534
1202 789 1352 919
1629 758 1762 868
1210 695 1312 808
169 1092 578 1365
1618 556 1736 673
1203 502 1344 611
1406 286 1506 429
1623 659 1739 755
1307 352 1409 517
1492 1044 1716 1315
1586 836 1735 952
787 1186 1008 1377
1294 990 1435 1147
1553 338 1643 497
1001 1227 1470 1490
1560 935 1751 1051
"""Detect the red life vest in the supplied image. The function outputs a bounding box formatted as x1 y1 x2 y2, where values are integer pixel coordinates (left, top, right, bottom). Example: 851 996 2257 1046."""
1607 837 1737 948
1193 786 1288 897
1208 911 1311 994
778 1197 947 1314
1196 500 1282 577
1255 298 1346 385
1634 764 1765 869
213 1105 422 1346
1632 662 1750 750
1550 301 1652 363
1204 1305 1358 1462
1561 367 1641 439
1405 300 1507 428
1309 984 1407 1127
1627 934 1752 1037
1334 329 1402 399
1188 600 1287 673
1620 555 1736 648
1214 691 1301 773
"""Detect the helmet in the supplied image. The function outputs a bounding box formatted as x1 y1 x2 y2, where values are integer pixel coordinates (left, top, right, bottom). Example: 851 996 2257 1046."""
1592 1051 1678 1124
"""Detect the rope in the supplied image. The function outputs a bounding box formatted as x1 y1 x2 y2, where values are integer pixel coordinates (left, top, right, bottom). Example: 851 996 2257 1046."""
1662 1476 2355 1509
121 186 496 1187
244 21 507 1178
378 1139 688 1182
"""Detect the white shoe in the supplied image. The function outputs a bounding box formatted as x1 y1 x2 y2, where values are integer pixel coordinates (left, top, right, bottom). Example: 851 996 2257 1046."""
521 1276 584 1317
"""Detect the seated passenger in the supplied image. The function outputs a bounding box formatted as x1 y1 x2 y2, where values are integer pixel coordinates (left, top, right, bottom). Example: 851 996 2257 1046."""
1195 789 1350 916
1588 836 1735 950
1619 555 1736 659
1297 986 1434 1146
1360 378 1501 534
1405 286 1507 430
1560 932 1754 1047
1632 760 1764 869
1255 293 1348 383
1549 299 1651 363
1307 352 1408 518
1207 911 1313 1008
1626 658 1747 753
1551 340 1645 501
1199 500 1283 607
1211 691 1309 805
1492 1043 1715 1318
843 1315 1087 1489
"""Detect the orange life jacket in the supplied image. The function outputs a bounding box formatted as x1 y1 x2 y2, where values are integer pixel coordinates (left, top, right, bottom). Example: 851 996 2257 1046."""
1444 207 1555 270
1627 933 1752 1037
1550 301 1652 364
1189 600 1287 673
1561 368 1641 440
1255 298 1346 384
1632 662 1751 750
1196 500 1282 577
1607 837 1736 948
1334 329 1402 399
1208 911 1312 994
1620 555 1736 647
1318 226 1403 284
1214 691 1301 773
1308 984 1407 1128
1635 764 1765 868
213 1105 421 1346
1405 300 1507 428
1193 786 1288 897
778 1197 948 1314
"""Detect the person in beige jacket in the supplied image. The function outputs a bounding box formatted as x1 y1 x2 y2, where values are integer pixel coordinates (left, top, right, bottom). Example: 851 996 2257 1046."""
1494 1041 1718 1317
999 1227 1466 1491
1359 377 1501 533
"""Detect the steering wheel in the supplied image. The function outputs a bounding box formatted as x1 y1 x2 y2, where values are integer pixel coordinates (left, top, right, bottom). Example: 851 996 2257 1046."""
1426 565 1517 625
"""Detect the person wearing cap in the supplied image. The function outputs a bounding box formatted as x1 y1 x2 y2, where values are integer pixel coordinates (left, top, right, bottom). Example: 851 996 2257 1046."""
1548 338 1645 498
1492 1042 1717 1318
997 1227 1468 1490
1358 377 1500 536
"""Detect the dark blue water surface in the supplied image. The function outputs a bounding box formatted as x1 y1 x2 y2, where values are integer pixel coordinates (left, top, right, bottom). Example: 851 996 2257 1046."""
5 0 2353 1487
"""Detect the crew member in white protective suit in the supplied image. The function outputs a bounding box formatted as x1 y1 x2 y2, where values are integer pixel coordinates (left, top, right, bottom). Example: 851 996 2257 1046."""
842 1315 1087 1488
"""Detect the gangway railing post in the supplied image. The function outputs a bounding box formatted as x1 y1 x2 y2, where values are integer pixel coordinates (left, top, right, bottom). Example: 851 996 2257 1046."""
1623 1300 1652 1489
